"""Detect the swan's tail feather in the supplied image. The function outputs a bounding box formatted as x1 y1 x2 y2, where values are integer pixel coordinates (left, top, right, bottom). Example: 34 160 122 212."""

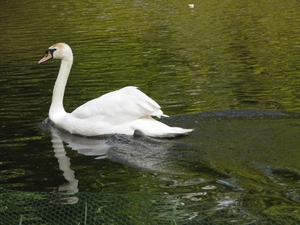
131 118 193 138
155 127 194 138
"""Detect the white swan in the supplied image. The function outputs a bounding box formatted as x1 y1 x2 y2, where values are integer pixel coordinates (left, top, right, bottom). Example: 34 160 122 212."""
38 43 193 137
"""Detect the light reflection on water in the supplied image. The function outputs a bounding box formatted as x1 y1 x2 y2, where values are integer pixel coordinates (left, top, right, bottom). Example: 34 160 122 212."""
1 0 300 218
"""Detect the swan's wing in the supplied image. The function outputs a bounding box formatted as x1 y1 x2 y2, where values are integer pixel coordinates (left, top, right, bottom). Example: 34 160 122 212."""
71 86 168 122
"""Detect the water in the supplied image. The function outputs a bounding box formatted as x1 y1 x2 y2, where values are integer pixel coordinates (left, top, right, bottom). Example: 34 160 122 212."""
1 0 300 219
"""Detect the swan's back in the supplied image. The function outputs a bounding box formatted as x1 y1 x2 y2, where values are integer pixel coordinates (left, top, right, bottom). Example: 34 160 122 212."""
72 86 166 121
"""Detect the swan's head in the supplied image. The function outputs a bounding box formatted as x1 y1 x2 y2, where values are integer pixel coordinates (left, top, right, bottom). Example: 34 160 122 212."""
38 43 73 64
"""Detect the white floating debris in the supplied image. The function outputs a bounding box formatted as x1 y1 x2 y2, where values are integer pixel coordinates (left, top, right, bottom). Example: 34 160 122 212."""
189 4 194 8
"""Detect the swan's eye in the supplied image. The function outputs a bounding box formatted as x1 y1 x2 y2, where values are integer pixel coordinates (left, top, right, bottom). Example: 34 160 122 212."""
44 48 57 58
48 48 57 55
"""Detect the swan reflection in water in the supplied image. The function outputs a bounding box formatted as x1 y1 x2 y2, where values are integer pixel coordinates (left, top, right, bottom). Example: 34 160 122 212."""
49 133 79 204
41 118 176 204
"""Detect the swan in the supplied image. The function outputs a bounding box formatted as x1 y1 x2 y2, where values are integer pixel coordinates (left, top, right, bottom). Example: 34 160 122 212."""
38 43 193 137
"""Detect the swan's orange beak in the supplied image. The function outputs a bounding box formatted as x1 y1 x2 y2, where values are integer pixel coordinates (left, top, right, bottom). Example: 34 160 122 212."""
38 50 53 64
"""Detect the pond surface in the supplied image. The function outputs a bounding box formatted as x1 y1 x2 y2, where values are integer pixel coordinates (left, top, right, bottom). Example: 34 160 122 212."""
1 0 300 223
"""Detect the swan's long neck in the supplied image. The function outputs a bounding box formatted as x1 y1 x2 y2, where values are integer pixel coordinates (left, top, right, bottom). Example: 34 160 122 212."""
49 56 73 123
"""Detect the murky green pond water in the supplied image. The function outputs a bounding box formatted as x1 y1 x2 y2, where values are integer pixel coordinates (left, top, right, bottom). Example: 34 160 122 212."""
1 0 300 223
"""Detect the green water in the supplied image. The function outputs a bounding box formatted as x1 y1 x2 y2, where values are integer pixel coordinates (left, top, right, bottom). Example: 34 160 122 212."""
1 0 300 220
